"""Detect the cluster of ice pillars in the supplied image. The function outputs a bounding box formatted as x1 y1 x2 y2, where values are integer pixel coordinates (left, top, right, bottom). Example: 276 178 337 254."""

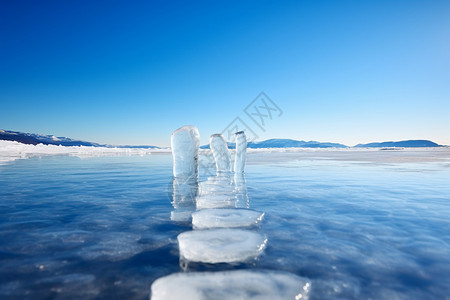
150 125 311 300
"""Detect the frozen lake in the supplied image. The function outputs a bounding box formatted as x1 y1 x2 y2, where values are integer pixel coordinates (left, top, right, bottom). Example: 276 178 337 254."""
0 149 449 299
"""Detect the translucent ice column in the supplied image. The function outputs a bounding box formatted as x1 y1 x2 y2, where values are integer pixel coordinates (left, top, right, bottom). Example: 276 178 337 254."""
234 131 247 173
210 134 231 173
171 126 200 178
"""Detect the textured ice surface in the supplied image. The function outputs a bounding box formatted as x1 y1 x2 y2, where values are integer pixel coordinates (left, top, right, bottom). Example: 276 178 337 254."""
3 152 450 299
210 134 231 172
177 229 267 263
151 270 311 300
171 126 200 177
234 131 247 173
192 209 264 229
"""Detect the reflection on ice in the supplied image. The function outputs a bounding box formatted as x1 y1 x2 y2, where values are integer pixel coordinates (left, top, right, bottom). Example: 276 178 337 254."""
192 208 264 229
151 270 311 300
199 182 235 195
177 229 267 263
195 173 243 209
234 173 249 208
196 194 238 209
170 176 198 222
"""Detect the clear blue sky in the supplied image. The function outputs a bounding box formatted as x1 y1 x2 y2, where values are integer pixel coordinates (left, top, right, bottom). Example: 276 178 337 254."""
1 0 449 146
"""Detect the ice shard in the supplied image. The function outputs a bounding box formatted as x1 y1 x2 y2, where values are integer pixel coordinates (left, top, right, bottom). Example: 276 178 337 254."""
171 126 200 178
150 270 311 300
234 131 247 173
209 134 231 173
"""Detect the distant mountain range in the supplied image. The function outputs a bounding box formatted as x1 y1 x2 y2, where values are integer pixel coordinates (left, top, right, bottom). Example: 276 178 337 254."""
0 129 160 149
354 140 440 148
0 129 443 149
201 138 443 149
200 139 347 149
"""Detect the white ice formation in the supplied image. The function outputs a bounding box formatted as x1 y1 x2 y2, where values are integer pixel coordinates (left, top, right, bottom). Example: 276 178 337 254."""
171 126 200 177
160 127 311 299
209 134 231 173
177 228 267 263
192 208 264 229
151 270 311 300
234 131 247 173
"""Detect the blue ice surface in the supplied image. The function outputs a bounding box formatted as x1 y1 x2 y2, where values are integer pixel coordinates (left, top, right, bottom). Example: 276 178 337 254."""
0 154 449 299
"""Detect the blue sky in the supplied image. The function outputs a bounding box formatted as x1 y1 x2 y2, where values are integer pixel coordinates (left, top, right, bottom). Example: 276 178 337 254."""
1 0 449 146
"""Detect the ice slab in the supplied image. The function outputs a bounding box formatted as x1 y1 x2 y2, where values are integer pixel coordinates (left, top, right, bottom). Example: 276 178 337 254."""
171 126 200 177
151 269 311 300
210 134 231 172
177 229 267 263
234 131 247 173
192 208 264 229
196 194 237 209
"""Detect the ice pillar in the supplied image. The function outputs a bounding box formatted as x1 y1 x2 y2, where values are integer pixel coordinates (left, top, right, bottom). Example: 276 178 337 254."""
234 131 247 173
171 125 200 178
210 134 231 173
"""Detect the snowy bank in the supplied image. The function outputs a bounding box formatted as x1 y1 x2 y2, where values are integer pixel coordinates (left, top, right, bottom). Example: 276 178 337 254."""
0 140 170 164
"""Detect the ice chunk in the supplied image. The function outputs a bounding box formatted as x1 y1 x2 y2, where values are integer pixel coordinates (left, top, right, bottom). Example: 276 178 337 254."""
192 208 264 229
196 194 237 209
171 126 200 177
150 270 311 300
234 131 247 173
177 228 267 263
210 134 231 173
